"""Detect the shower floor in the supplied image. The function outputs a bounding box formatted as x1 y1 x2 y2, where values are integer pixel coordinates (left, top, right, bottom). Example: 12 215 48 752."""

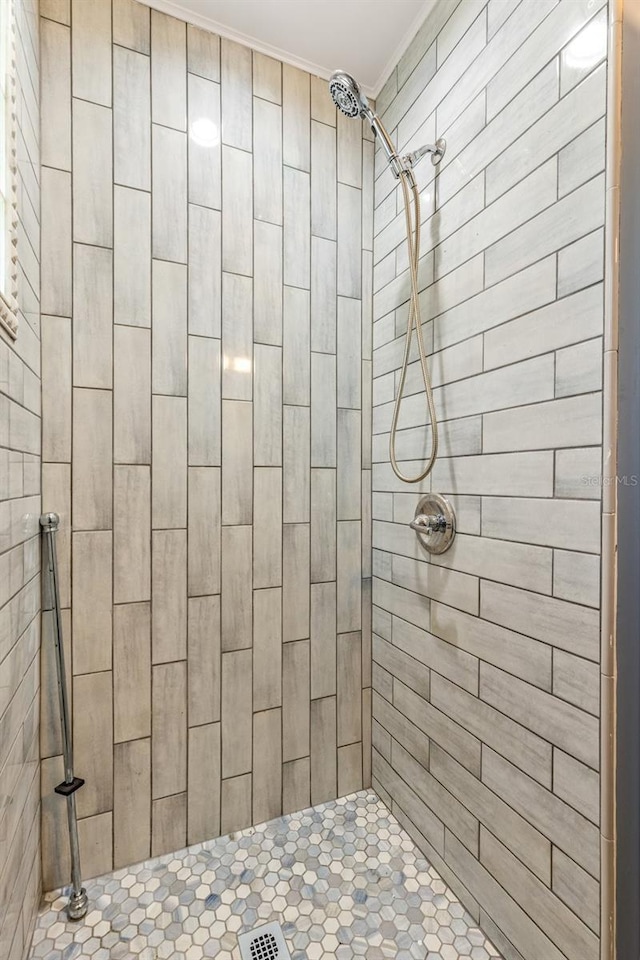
29 791 500 960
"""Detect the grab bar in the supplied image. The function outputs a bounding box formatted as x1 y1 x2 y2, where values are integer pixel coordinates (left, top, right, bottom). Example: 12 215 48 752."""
40 512 88 921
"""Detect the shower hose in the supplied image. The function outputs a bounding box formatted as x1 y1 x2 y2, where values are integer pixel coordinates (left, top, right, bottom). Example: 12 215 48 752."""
389 168 439 483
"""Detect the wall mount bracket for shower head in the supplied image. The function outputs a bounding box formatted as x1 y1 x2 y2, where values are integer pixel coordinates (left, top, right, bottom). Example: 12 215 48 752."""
410 494 456 554
403 138 446 169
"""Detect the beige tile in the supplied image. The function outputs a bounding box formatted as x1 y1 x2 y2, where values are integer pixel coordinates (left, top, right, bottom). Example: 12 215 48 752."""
553 650 599 716
390 682 482 777
483 747 600 879
188 336 221 466
282 758 310 815
152 396 187 528
41 315 71 462
222 273 253 401
72 99 112 247
188 467 220 596
253 468 282 589
338 743 362 795
284 167 310 289
311 120 337 240
152 260 188 396
71 531 112 675
41 167 71 317
114 186 151 328
337 521 362 632
554 447 602 500
72 388 112 530
73 245 113 389
151 530 187 664
253 587 282 712
114 45 151 190
553 846 599 935
337 632 362 746
152 125 187 262
221 774 252 834
187 23 220 81
221 649 252 778
250 51 281 105
337 297 362 409
310 469 336 583
152 661 187 798
188 595 221 727
284 406 311 523
311 238 336 353
188 74 221 209
113 0 150 54
311 697 337 804
41 0 71 22
337 409 361 519
283 639 310 762
283 523 310 642
221 526 252 652
337 188 361 299
221 38 252 151
254 97 283 225
77 812 113 881
310 581 336 700
254 222 283 345
222 400 253 524
283 64 310 169
481 827 598 960
114 602 151 743
71 0 111 106
41 18 71 170
372 635 430 702
40 608 72 760
188 723 221 844
114 466 151 604
253 709 282 823
152 793 186 857
362 688 372 788
553 750 599 825
113 738 151 868
74 671 113 818
373 691 430 774
311 353 336 468
222 146 253 275
430 742 551 884
254 344 282 466
151 10 186 129
480 579 599 661
430 601 550 691
114 325 151 464
283 286 310 405
189 207 221 338
311 75 335 125
482 496 600 554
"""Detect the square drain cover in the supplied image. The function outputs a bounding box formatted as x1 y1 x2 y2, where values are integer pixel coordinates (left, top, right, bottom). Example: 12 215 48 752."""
237 921 292 960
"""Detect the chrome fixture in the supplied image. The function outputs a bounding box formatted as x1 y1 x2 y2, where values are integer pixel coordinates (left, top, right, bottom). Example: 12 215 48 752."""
410 494 456 554
40 512 88 922
329 70 444 483
328 71 445 178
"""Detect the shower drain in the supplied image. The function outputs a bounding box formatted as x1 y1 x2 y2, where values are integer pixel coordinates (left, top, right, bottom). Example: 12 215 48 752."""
237 921 292 960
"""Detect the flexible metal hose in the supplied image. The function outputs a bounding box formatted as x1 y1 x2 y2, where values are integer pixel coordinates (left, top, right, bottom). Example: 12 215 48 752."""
389 169 439 482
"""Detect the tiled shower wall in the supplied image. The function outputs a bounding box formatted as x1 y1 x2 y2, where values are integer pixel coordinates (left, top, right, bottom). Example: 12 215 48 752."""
0 2 41 958
371 2 607 960
39 0 372 888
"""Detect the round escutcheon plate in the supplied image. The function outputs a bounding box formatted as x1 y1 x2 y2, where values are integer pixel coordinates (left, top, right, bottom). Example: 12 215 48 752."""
410 493 456 555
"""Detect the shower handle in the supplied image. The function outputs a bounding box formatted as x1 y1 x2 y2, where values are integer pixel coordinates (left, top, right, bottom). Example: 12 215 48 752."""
410 513 447 534
409 494 456 555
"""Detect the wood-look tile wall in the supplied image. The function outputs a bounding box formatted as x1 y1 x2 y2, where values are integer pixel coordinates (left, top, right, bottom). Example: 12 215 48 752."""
372 2 608 960
0 3 41 958
39 0 372 888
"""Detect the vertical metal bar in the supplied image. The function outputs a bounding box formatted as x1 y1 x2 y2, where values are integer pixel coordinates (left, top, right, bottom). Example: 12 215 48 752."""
40 512 89 921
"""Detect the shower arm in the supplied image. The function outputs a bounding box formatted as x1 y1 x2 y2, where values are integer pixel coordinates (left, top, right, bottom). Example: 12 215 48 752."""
367 109 445 178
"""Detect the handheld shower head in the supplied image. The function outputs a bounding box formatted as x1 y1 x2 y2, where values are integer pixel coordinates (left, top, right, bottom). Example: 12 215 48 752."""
329 70 370 119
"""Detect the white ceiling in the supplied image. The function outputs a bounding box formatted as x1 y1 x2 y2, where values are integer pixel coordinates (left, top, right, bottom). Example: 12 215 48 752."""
141 0 436 96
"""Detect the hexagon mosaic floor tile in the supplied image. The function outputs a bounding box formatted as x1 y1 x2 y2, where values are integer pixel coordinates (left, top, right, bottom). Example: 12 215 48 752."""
29 791 501 960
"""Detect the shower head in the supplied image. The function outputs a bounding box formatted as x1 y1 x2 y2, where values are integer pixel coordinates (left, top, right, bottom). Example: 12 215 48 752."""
329 70 371 119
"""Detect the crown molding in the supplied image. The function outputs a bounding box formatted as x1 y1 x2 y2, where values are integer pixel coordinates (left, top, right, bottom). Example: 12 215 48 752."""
139 0 436 99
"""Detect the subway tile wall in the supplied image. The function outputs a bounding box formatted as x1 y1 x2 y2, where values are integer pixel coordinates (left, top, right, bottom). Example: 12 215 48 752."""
39 0 372 888
0 2 41 958
371 2 607 959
